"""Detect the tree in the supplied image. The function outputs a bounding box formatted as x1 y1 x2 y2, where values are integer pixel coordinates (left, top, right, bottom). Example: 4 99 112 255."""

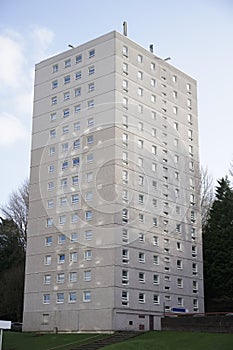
203 177 233 311
0 218 25 321
0 179 29 247
200 166 214 227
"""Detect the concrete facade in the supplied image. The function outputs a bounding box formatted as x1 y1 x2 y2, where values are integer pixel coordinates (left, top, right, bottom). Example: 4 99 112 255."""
23 31 204 332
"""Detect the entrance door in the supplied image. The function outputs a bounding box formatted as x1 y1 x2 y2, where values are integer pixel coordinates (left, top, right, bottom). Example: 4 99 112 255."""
149 315 154 330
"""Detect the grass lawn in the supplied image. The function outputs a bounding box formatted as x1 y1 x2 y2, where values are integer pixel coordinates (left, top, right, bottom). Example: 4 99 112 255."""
99 331 233 350
3 332 109 350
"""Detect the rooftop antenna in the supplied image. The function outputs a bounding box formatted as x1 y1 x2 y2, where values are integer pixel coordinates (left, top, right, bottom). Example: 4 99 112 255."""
123 21 128 36
164 57 171 61
149 44 154 53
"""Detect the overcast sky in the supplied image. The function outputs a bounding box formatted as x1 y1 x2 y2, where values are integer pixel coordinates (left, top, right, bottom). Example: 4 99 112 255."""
0 0 233 206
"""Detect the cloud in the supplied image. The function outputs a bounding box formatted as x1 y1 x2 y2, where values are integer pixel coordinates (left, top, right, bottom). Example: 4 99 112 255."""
0 113 28 146
0 31 25 89
31 26 55 61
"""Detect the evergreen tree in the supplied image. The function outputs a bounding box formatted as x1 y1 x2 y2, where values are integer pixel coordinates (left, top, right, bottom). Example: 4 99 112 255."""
0 218 25 320
203 177 233 311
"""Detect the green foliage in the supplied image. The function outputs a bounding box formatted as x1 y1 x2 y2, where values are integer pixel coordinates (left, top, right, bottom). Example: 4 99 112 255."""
3 332 109 350
203 177 233 310
3 331 233 350
0 218 25 321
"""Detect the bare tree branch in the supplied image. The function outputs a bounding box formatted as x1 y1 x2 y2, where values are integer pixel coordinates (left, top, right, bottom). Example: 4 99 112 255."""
0 179 29 247
200 166 214 227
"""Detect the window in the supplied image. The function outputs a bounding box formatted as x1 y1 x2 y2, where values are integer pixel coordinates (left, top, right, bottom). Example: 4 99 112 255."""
85 210 92 221
75 87 81 97
138 139 143 149
71 176 78 186
122 151 128 164
188 129 193 140
46 218 53 227
71 194 79 204
47 200 54 209
52 80 58 89
153 199 157 207
138 293 145 303
84 270 91 281
151 62 155 70
137 71 143 80
88 82 95 92
70 252 78 262
61 178 68 187
76 54 82 63
87 117 94 127
74 104 81 114
139 213 144 223
44 255 51 265
138 121 143 131
122 291 129 306
57 293 64 303
50 113 56 122
138 54 143 63
138 175 144 186
87 135 94 145
69 272 77 282
122 229 129 243
123 97 128 109
173 75 177 83
88 99 94 108
88 66 95 75
63 108 70 117
58 234 66 244
70 232 78 242
86 153 93 163
138 157 143 167
64 75 70 84
139 232 145 242
153 274 159 285
151 94 156 103
153 217 158 226
69 292 77 303
57 273 65 284
176 223 181 233
53 64 58 73
122 270 129 285
83 291 91 302
173 106 178 115
44 275 51 285
153 294 160 305
187 98 192 108
73 139 80 150
64 59 71 68
123 62 128 74
139 272 145 283
138 252 145 263
177 241 182 251
51 96 57 105
153 236 158 246
173 90 178 99
122 45 128 57
86 172 93 182
177 259 183 269
149 78 156 87
84 250 92 260
50 129 56 138
62 160 68 170
85 230 93 240
138 194 144 204
73 157 80 167
122 79 128 91
74 122 80 132
60 197 67 207
122 189 128 202
89 49 95 58
138 87 143 96
177 278 183 288
71 213 78 222
122 170 128 184
152 145 157 155
122 249 129 263
75 71 82 80
177 297 183 307
122 133 128 146
122 115 128 128
43 294 50 304
85 191 93 201
62 125 69 134
45 236 52 246
122 208 128 223
153 255 159 265
58 254 65 264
